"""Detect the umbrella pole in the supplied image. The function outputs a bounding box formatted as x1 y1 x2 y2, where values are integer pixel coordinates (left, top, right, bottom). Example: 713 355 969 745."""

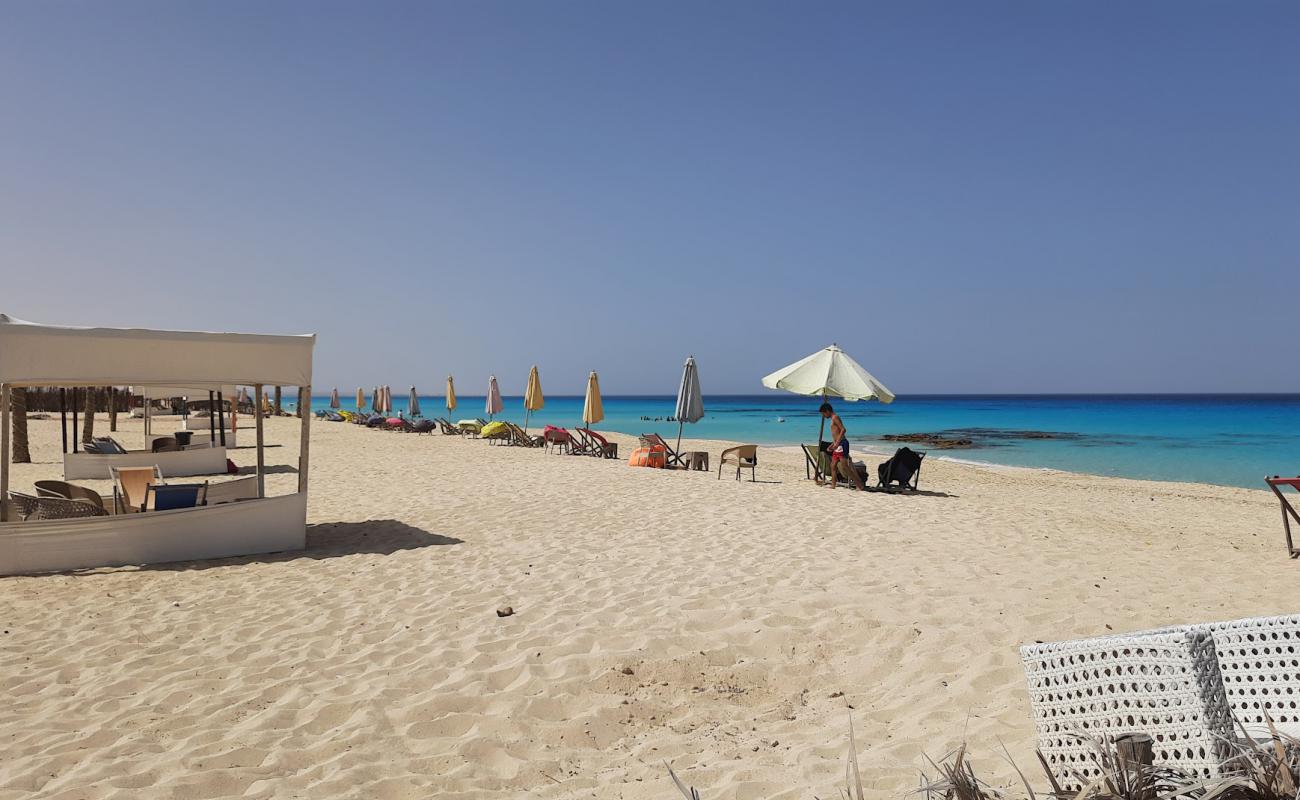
817 390 826 445
524 409 531 435
675 420 685 465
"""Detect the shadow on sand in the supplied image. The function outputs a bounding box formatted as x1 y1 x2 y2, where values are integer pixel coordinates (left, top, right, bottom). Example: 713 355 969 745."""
63 519 463 577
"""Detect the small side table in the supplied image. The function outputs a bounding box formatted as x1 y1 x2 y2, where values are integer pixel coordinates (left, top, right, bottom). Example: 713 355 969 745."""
684 451 709 471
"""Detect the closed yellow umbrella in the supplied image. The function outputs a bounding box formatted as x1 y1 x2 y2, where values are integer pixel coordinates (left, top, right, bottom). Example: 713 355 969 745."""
445 375 457 415
523 365 544 434
582 371 604 428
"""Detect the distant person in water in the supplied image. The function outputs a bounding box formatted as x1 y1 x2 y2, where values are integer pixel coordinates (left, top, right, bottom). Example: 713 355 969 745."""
820 402 865 490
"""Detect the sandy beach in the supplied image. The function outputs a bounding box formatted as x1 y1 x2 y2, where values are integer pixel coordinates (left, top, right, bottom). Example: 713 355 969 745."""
0 414 1290 800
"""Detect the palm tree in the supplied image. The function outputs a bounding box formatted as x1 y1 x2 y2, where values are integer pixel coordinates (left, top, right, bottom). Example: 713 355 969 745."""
81 387 97 444
10 387 30 463
108 386 118 432
273 386 282 416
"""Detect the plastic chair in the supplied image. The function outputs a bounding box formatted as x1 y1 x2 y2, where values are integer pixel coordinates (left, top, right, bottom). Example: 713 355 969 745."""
718 445 758 481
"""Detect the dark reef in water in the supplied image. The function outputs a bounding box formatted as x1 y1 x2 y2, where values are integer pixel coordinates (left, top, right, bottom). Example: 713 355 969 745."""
880 429 1086 449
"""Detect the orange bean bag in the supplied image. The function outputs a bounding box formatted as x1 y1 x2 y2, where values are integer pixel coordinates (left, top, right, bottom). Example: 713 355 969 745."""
628 445 667 468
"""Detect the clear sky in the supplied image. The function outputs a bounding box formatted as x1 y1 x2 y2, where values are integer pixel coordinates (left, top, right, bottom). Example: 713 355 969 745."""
2 2 1296 395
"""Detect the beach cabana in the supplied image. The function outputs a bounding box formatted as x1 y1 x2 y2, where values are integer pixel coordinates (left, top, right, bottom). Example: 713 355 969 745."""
0 313 316 576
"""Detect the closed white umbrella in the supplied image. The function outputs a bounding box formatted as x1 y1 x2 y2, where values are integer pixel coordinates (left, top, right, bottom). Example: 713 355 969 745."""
383 385 393 414
408 386 421 417
674 356 704 460
330 388 340 409
761 343 894 443
485 376 503 419
355 387 365 412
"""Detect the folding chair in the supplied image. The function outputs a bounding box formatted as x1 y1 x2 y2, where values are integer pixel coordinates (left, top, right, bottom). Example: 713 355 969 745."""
1266 476 1300 557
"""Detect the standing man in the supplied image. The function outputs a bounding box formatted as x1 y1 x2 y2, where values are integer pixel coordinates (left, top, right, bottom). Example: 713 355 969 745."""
820 402 866 491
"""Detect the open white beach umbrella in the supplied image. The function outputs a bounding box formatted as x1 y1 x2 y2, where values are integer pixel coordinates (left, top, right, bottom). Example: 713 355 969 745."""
446 376 457 414
674 356 704 458
761 344 894 442
583 371 604 428
355 387 365 412
330 388 340 409
523 365 544 434
408 386 421 417
485 375 503 419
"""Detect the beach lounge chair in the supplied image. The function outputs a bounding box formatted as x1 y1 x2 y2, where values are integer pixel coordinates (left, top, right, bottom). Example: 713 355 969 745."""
578 428 618 459
877 447 924 491
435 418 461 435
142 482 208 512
641 433 684 468
718 445 758 481
801 443 832 482
512 423 545 448
569 428 598 456
410 418 436 434
1265 476 1300 557
481 420 511 444
34 480 107 512
111 465 164 515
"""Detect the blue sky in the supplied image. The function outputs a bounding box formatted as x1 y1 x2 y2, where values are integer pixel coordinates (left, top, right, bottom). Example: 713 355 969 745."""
2 2 1296 395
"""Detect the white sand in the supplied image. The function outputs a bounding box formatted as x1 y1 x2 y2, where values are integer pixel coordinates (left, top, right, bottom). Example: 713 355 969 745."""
0 415 1289 799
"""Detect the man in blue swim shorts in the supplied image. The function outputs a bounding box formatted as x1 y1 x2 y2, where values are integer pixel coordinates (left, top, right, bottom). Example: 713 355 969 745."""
820 401 865 491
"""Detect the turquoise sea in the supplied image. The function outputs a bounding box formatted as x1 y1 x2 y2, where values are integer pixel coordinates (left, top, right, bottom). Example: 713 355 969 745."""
311 394 1300 490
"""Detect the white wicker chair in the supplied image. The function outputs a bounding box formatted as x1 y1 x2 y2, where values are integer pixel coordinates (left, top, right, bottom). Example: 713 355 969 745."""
1020 628 1236 788
1192 614 1300 733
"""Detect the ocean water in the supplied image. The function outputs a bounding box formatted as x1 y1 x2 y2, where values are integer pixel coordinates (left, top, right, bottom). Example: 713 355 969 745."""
311 394 1300 490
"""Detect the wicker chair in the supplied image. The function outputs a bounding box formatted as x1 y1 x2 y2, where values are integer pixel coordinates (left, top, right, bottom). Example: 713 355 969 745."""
1021 628 1236 787
7 492 40 521
1191 614 1300 735
34 480 107 512
6 492 107 520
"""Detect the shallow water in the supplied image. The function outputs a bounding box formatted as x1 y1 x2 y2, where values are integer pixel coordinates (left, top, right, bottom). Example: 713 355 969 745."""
312 394 1300 489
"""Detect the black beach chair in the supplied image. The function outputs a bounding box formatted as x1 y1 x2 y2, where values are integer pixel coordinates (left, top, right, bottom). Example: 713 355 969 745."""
877 447 925 492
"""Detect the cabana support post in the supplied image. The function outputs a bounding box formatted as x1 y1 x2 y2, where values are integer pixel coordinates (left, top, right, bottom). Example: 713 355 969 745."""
1 383 9 521
59 388 67 454
255 383 265 498
217 391 226 447
298 386 311 493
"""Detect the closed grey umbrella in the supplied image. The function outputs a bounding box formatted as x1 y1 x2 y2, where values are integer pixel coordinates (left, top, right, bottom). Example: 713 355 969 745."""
408 386 421 417
372 386 380 414
674 356 704 460
330 388 340 409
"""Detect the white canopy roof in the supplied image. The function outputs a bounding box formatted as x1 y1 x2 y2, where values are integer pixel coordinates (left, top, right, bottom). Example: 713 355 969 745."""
0 314 314 388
